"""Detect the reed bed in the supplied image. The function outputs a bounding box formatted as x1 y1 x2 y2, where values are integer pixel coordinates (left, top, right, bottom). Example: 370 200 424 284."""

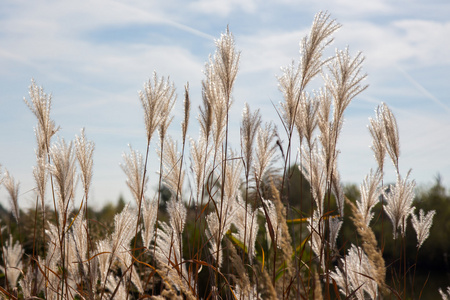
0 12 444 300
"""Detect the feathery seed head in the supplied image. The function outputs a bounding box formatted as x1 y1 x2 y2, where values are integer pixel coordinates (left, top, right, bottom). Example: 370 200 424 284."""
331 162 345 217
254 122 277 186
384 171 415 239
300 12 341 89
141 198 158 249
357 169 383 227
49 138 78 227
214 27 240 99
24 80 59 155
111 204 136 254
121 146 147 206
206 209 235 267
96 239 112 285
3 169 20 223
33 156 48 209
223 150 243 205
198 84 214 141
368 105 387 172
411 208 435 249
189 136 211 201
278 11 340 138
439 287 450 300
259 198 282 248
329 216 343 252
308 210 325 269
75 128 95 197
140 72 177 142
380 103 400 173
330 245 378 300
159 136 184 199
240 103 262 179
278 61 301 134
326 49 368 150
182 83 191 142
232 195 259 260
300 91 319 146
317 89 335 175
1 235 24 288
300 142 327 214
167 197 187 239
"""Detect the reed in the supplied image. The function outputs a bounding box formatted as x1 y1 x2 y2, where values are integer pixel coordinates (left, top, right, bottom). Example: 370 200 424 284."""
0 11 442 300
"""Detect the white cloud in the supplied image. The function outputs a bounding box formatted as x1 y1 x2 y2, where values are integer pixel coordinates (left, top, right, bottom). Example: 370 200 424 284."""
188 0 257 17
237 30 308 74
334 19 450 70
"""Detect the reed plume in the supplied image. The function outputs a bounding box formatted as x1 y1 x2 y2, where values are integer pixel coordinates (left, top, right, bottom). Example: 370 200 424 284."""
213 26 240 100
368 105 387 173
140 72 176 143
154 198 190 293
300 142 327 214
0 235 24 289
23 79 59 155
347 198 386 294
141 197 158 250
440 287 450 300
232 195 259 260
300 92 319 147
182 84 191 143
189 135 211 202
240 103 261 181
384 171 415 239
411 208 435 249
33 156 48 209
3 169 20 223
159 136 184 199
75 128 94 199
380 103 400 174
121 146 148 206
356 169 383 227
254 122 277 186
49 138 77 230
330 245 378 300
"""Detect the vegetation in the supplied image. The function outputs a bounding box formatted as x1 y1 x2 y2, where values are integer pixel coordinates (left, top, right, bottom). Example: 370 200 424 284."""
0 11 449 299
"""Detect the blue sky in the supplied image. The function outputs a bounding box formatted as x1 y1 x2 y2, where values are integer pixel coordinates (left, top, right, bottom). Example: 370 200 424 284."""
1 0 449 209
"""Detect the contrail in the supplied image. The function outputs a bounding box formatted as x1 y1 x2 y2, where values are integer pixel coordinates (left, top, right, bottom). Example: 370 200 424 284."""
397 66 450 113
109 0 216 40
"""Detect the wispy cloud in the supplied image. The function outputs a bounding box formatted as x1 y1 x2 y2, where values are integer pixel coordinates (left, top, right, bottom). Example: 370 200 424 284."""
397 66 450 114
188 0 257 17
